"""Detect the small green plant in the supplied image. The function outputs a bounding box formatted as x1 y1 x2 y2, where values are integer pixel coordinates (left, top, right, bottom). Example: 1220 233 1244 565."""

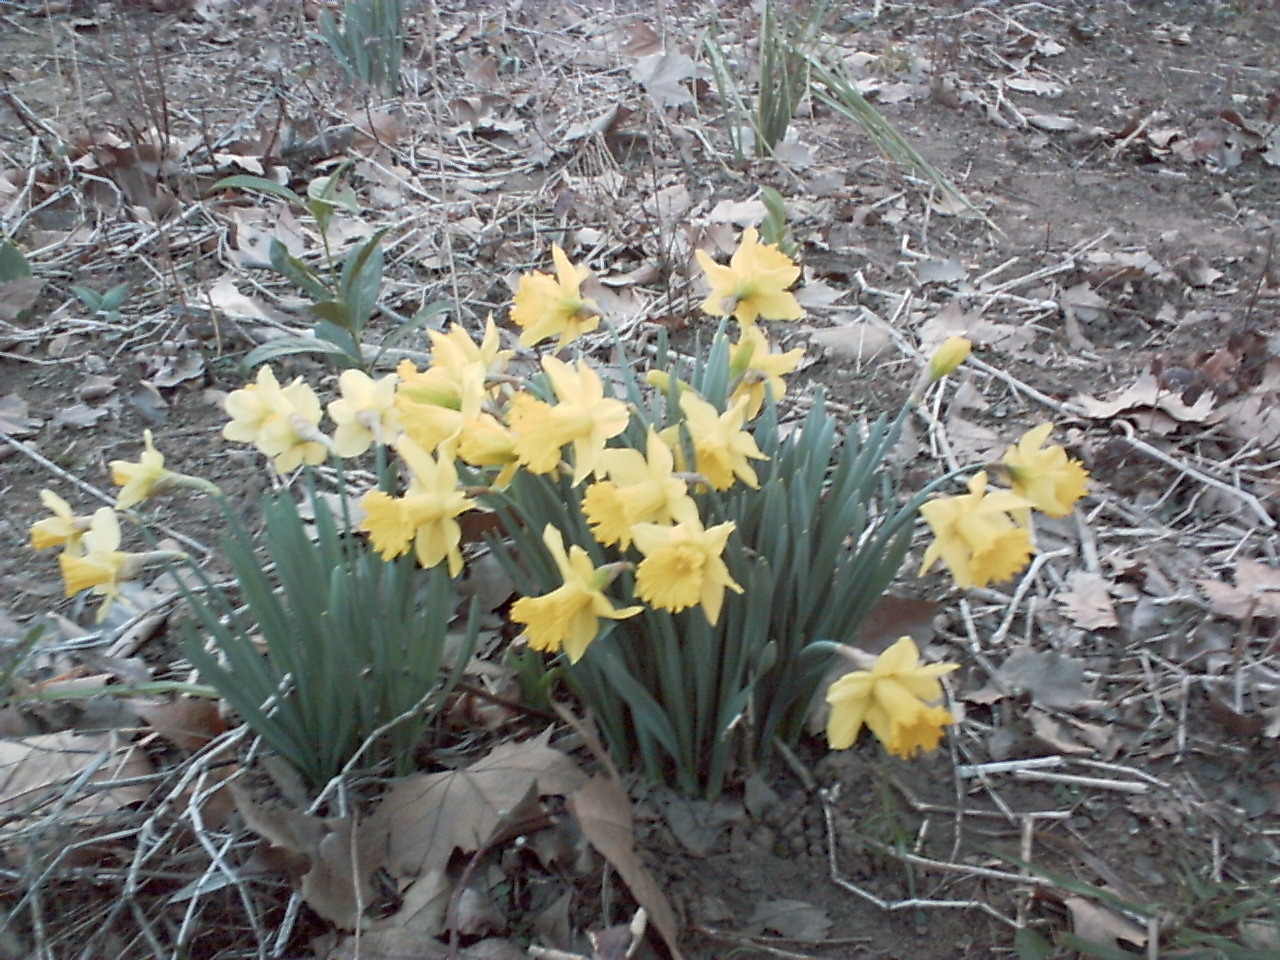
71 282 130 325
319 0 405 95
210 164 444 372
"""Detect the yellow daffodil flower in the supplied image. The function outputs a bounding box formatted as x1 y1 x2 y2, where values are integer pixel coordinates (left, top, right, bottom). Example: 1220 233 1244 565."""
508 357 629 485
223 366 332 472
328 370 403 457
456 411 521 488
397 317 511 409
109 430 219 509
728 325 804 419
358 437 474 576
510 525 642 663
927 336 972 382
826 636 959 757
57 507 133 622
663 392 767 491
30 490 92 554
919 471 1035 589
693 227 803 326
1001 424 1089 521
510 245 602 350
631 502 742 624
582 429 693 549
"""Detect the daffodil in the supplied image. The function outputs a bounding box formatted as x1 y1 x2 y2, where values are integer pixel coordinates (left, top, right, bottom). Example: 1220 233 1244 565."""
222 365 332 472
510 525 642 663
1001 424 1089 521
109 430 220 509
581 429 693 549
30 490 93 554
397 317 511 409
927 336 971 382
663 392 767 491
510 245 602 350
825 636 959 757
631 502 742 623
328 369 403 456
456 411 521 488
57 508 133 622
358 437 474 576
919 471 1035 589
508 357 629 485
693 227 803 326
728 325 804 419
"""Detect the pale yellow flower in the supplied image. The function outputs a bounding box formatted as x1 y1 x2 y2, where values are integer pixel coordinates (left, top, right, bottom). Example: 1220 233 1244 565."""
510 526 642 663
1001 424 1089 521
30 490 92 554
222 365 331 472
57 508 132 622
631 502 741 624
508 357 629 485
396 317 511 409
919 471 1035 589
826 636 959 757
328 370 403 457
510 246 602 350
358 437 474 576
663 392 767 491
581 429 693 548
693 227 802 326
110 430 173 509
928 336 971 382
728 325 804 419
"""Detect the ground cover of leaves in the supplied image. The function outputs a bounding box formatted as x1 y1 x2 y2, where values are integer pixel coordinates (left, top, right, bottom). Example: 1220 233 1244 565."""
0 1 1278 958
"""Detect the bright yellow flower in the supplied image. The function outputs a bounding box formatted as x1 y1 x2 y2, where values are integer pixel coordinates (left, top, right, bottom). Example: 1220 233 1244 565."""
631 502 742 624
57 507 132 622
664 392 767 491
728 325 804 419
581 429 693 549
456 411 521 488
928 336 971 382
396 317 510 409
222 365 331 472
397 362 488 454
693 227 803 326
510 245 602 350
826 636 959 757
328 369 403 457
110 430 173 509
510 525 642 663
1001 424 1089 521
30 490 92 554
358 437 474 575
919 471 1035 589
508 357 629 485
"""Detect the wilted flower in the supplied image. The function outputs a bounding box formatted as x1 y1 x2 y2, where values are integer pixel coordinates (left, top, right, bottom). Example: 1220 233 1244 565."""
919 471 1035 589
1001 424 1089 521
693 227 803 326
510 525 642 663
510 246 602 350
826 636 959 757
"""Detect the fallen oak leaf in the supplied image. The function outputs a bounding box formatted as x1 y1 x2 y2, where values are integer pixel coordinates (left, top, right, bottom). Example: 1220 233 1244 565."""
1199 557 1280 620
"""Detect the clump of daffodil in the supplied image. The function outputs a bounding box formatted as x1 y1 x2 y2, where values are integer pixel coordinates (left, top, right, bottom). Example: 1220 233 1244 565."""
581 429 694 549
510 245 602 350
631 501 742 623
359 437 474 576
508 356 629 485
728 325 804 419
919 471 1035 589
826 636 959 758
510 525 642 663
927 336 972 382
110 430 220 509
663 391 767 491
328 370 403 457
222 365 332 472
1000 424 1089 522
30 490 92 554
694 227 803 326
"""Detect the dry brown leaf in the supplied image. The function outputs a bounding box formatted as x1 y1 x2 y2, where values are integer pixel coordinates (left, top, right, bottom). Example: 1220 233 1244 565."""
135 697 226 752
747 899 831 941
1056 571 1119 630
630 52 695 109
1064 895 1148 951
1199 557 1280 620
567 775 684 960
0 732 153 828
0 393 41 436
364 728 585 881
998 648 1095 709
1074 371 1217 424
807 322 891 363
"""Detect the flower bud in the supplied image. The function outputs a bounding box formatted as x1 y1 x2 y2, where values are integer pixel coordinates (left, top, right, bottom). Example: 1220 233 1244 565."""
928 336 971 381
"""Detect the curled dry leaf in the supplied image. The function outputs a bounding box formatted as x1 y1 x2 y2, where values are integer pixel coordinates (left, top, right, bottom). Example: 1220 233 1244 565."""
1056 571 1119 630
1199 557 1280 620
